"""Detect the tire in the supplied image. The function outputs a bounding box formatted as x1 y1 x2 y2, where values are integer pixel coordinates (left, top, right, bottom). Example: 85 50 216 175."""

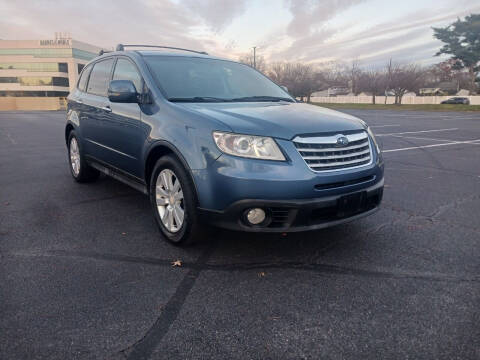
67 131 100 183
149 155 205 246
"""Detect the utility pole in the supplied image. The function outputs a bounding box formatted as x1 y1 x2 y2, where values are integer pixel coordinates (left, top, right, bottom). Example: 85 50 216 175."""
252 46 257 69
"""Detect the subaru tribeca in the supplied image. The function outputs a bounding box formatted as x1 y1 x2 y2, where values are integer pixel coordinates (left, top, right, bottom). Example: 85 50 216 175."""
65 44 384 245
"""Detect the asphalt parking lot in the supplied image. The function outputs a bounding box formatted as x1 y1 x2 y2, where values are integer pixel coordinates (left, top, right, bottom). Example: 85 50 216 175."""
1 109 479 359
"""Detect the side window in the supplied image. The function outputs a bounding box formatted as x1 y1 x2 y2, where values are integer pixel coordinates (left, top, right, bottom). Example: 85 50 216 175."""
77 64 92 92
87 59 114 96
112 58 143 92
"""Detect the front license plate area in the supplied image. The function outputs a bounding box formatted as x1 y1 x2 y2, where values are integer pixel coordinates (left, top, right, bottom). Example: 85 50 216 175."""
337 191 367 217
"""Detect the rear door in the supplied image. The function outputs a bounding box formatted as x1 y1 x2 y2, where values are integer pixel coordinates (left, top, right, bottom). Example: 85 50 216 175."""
101 57 147 177
81 58 115 161
68 63 92 145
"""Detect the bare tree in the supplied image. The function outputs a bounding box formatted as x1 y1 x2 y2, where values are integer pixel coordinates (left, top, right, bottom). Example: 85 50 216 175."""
238 53 267 73
358 69 386 104
268 62 319 101
349 60 362 95
388 63 426 104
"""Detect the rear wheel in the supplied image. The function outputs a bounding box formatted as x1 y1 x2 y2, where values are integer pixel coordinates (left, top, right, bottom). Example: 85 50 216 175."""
149 155 205 245
67 131 99 182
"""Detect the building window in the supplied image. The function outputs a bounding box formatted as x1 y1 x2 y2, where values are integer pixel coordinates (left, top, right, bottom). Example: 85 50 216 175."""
0 77 17 83
0 48 73 57
0 91 69 97
52 77 69 86
0 62 69 72
72 48 98 61
58 63 68 73
0 76 69 86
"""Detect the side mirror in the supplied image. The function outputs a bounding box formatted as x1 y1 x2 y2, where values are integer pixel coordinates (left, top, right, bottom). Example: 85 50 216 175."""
108 80 138 103
280 85 288 93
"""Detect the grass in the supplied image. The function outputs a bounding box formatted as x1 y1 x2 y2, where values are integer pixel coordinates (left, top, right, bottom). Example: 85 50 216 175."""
311 103 480 112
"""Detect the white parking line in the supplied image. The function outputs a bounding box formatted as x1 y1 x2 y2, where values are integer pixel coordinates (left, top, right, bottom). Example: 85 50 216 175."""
376 128 458 136
370 125 401 128
392 135 462 142
383 139 480 153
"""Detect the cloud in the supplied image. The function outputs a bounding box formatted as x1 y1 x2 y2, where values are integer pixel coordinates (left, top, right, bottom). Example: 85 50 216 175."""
286 0 365 38
183 0 248 32
1 0 479 65
0 0 227 52
267 1 480 65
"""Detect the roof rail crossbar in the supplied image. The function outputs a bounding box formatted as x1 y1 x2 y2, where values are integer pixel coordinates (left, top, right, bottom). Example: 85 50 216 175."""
115 44 208 55
99 49 112 56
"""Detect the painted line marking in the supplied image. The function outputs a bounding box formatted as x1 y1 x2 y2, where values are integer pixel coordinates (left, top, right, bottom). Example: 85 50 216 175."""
6 132 17 145
370 125 401 128
376 128 458 136
391 135 466 142
383 139 480 153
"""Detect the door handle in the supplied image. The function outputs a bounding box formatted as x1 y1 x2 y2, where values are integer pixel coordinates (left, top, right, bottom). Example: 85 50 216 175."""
101 106 112 113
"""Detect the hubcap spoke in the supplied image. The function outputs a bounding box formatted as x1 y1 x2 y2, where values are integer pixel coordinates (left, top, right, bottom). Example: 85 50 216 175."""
173 190 183 202
173 204 184 225
167 208 174 231
156 185 168 197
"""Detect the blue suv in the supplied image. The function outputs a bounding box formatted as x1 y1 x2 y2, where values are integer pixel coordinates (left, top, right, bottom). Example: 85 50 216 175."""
66 44 384 245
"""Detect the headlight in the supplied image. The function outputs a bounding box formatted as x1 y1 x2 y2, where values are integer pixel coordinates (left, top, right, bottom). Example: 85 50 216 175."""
367 127 381 154
213 132 285 161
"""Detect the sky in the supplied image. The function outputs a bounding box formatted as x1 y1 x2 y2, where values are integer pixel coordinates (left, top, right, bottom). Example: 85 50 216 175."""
1 0 479 67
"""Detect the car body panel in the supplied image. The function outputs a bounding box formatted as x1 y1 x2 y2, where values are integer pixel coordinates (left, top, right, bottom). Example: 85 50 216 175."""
177 102 366 140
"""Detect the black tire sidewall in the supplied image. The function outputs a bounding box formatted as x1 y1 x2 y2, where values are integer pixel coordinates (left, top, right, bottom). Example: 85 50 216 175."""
149 155 199 245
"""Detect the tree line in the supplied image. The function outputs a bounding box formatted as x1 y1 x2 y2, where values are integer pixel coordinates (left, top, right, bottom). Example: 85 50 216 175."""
239 14 480 104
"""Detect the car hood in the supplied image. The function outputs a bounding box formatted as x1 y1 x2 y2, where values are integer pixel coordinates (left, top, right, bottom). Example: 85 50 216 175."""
176 102 366 139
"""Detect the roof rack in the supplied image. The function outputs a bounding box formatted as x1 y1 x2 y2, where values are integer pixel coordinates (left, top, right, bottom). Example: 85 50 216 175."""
98 49 112 56
115 44 208 55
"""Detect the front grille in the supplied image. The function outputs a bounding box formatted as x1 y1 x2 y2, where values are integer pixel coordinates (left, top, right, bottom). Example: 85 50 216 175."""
293 131 372 171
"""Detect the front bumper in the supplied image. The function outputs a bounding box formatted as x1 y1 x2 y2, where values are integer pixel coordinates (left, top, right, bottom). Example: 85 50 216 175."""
199 177 383 232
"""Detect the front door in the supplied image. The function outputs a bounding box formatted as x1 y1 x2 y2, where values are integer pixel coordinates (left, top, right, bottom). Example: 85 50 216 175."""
101 57 148 177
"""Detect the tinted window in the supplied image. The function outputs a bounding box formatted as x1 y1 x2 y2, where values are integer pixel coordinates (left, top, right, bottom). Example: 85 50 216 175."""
77 63 85 74
58 63 68 73
87 59 114 96
145 56 292 102
113 58 143 92
77 64 92 92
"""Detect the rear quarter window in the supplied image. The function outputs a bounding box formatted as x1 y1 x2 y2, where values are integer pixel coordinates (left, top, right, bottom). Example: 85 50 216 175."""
77 64 92 92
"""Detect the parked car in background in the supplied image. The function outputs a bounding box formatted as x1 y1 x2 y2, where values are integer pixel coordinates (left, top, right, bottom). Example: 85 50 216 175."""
65 44 384 246
441 97 470 105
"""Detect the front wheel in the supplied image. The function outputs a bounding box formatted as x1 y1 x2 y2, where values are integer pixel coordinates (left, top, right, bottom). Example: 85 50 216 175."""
149 155 206 246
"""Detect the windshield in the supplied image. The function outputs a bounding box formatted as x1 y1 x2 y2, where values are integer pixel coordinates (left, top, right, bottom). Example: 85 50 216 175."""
145 56 294 102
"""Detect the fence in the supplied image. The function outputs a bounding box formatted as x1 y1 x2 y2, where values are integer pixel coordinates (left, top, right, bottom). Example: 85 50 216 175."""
310 95 480 105
0 97 67 111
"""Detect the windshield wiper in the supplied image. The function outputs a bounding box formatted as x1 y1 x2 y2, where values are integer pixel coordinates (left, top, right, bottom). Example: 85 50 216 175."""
168 96 229 103
230 96 294 103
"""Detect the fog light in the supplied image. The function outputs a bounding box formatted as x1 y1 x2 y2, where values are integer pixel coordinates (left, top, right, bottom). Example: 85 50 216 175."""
246 208 266 225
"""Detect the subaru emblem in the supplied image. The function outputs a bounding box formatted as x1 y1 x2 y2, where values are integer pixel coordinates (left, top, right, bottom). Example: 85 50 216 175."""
336 136 349 147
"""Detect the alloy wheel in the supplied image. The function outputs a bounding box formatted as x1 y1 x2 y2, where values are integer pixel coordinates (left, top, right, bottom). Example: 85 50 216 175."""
155 169 185 233
69 137 81 176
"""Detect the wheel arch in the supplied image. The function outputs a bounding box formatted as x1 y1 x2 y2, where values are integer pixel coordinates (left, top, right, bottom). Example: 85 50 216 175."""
144 141 199 197
65 123 75 146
